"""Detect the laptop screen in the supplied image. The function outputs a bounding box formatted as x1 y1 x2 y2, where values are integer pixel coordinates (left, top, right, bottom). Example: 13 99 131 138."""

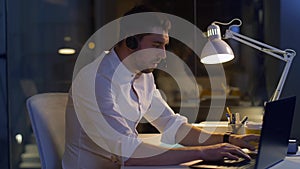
190 96 296 169
255 96 296 169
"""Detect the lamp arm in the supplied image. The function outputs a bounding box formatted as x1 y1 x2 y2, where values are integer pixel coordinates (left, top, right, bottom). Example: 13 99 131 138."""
224 29 296 101
270 60 293 101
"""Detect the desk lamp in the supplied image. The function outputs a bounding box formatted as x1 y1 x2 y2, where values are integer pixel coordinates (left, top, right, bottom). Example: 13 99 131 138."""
201 18 296 102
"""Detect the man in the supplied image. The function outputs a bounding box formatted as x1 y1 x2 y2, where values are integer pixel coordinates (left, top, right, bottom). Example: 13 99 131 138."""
62 5 259 169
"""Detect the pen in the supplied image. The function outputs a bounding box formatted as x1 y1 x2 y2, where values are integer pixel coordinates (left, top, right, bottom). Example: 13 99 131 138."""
226 107 232 116
231 113 236 124
235 113 241 124
226 107 233 123
225 113 231 124
240 116 248 124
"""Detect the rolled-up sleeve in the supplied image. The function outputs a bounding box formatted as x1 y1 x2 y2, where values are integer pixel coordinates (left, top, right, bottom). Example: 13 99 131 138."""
144 90 187 144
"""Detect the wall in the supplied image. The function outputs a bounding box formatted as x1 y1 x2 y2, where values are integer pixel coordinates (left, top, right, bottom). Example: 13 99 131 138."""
264 0 300 140
0 0 9 167
280 0 300 140
6 0 94 167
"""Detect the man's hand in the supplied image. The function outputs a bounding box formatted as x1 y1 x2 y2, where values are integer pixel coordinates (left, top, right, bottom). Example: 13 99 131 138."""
229 134 260 151
197 143 251 161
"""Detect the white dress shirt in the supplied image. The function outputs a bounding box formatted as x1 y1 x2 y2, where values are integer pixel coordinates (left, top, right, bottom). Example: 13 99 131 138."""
62 49 187 169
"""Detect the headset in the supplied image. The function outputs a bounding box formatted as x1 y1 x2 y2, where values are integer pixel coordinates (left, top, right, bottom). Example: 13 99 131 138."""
125 36 139 50
125 35 167 68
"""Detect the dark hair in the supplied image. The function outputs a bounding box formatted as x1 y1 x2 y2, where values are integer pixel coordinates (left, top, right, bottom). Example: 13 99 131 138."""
123 5 157 16
118 5 171 42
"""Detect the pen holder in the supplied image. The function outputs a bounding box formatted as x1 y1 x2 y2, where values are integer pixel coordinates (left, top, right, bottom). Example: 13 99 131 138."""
228 123 245 134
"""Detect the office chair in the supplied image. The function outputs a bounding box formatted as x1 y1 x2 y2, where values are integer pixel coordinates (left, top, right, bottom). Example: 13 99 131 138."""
26 93 68 169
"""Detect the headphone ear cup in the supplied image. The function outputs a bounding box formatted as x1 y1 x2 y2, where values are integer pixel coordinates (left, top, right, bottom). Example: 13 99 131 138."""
125 36 138 50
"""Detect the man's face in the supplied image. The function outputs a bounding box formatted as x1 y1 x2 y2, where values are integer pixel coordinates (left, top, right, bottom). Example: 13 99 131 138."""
134 30 169 73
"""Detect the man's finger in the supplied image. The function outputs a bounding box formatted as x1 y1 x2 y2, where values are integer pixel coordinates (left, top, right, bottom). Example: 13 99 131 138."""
221 152 239 160
223 146 251 160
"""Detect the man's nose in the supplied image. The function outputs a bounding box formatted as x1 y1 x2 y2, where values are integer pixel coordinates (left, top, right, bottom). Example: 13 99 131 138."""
157 48 167 60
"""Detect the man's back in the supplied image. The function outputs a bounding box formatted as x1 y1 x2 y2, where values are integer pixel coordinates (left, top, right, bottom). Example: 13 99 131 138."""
62 94 121 169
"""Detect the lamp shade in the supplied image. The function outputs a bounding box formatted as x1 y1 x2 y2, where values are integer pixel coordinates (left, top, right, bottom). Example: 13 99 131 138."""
200 24 234 64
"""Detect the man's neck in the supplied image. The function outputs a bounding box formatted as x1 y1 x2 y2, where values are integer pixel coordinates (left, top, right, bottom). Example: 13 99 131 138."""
114 45 140 74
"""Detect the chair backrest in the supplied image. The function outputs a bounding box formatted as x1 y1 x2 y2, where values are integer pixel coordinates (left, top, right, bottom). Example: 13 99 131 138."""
26 93 68 169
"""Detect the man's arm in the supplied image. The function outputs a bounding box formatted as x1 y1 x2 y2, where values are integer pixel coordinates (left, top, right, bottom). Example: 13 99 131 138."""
124 123 259 166
175 123 259 150
175 123 224 146
124 140 250 166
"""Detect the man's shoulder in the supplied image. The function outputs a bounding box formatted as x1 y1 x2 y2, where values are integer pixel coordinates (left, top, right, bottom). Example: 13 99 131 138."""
98 51 119 75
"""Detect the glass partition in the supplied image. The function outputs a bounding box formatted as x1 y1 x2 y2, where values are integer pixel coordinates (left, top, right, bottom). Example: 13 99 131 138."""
6 0 94 168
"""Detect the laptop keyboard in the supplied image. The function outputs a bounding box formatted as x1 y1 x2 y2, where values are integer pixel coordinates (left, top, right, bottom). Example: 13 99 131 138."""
190 153 257 169
223 157 255 167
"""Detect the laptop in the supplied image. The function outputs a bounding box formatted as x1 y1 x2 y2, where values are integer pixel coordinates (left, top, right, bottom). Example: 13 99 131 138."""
190 96 296 169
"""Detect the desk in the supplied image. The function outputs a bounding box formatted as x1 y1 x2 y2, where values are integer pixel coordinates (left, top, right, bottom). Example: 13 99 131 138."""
270 154 300 169
171 105 264 123
122 134 300 169
138 106 264 133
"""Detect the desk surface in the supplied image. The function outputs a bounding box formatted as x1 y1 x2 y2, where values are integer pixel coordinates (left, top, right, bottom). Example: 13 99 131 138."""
122 134 300 169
